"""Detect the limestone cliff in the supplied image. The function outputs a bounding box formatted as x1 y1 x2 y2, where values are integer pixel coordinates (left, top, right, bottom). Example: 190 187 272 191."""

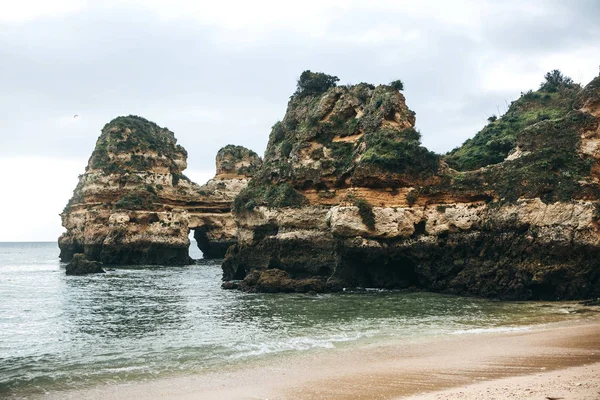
59 116 260 264
223 72 600 300
192 145 261 258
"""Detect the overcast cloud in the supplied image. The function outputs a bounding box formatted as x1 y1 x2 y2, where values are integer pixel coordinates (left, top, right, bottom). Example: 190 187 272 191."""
1 0 599 241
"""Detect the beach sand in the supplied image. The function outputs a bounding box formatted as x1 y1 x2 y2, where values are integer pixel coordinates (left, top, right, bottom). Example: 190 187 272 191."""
45 317 600 400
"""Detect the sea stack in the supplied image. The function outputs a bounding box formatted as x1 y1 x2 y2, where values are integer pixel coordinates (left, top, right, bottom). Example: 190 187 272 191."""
59 116 260 265
223 72 600 300
192 145 262 258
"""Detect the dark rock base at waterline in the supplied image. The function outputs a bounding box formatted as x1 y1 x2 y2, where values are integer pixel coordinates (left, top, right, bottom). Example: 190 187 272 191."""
224 269 327 293
222 231 600 300
60 243 193 266
66 254 105 275
193 229 233 259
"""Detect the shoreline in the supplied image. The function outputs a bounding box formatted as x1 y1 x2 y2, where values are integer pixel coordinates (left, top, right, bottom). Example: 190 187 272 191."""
41 316 600 400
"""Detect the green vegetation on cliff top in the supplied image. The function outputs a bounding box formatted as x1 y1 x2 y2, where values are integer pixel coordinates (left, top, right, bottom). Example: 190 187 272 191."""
294 70 340 98
235 70 600 211
487 110 598 203
419 101 599 204
235 72 438 209
217 144 262 176
237 69 599 209
446 70 581 171
217 144 260 160
89 115 186 174
233 181 308 212
360 128 439 178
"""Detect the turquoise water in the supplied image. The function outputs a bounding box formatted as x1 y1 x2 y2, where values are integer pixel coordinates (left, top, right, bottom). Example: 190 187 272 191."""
0 242 592 398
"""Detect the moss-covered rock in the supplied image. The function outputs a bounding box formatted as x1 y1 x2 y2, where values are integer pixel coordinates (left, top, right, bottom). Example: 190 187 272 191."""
446 81 581 171
359 128 439 178
89 115 187 175
233 181 308 212
235 74 425 208
215 145 262 177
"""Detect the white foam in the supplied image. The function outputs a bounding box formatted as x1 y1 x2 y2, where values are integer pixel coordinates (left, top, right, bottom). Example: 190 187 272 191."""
229 333 365 359
450 326 531 335
102 365 148 373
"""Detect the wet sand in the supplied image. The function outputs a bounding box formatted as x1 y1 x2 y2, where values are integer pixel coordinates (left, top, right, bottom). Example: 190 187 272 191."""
45 317 600 400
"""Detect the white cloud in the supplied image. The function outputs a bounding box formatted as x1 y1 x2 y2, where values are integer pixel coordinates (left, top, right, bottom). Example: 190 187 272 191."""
185 169 215 186
480 46 600 93
0 0 88 23
0 157 83 241
1 0 599 240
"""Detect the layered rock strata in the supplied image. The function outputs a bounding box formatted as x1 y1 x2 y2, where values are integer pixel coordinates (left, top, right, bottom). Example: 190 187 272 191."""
59 116 260 264
223 74 600 300
192 145 262 258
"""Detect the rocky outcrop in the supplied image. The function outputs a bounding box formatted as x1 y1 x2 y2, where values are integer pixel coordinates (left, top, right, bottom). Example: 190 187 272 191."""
59 116 260 264
66 254 105 275
223 73 600 300
222 268 325 293
192 145 261 258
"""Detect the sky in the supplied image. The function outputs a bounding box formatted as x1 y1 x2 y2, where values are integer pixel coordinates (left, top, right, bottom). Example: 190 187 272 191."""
1 0 599 241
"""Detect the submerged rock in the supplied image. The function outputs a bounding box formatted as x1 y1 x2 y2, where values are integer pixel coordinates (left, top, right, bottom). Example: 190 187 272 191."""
580 298 600 306
238 269 326 293
65 254 105 275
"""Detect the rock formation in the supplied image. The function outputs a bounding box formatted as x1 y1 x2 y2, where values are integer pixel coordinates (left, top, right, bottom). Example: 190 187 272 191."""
192 145 261 258
59 116 260 264
223 72 600 300
65 254 105 275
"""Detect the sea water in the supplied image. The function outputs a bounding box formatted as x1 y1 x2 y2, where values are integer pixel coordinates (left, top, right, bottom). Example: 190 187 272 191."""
0 242 593 398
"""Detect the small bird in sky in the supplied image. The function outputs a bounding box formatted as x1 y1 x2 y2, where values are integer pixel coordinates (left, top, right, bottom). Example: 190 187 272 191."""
74 114 79 118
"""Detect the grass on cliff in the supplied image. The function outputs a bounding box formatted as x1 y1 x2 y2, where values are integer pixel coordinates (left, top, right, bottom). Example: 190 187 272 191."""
114 189 160 210
446 72 580 171
233 181 308 212
417 108 599 204
354 198 375 230
486 110 598 203
217 144 261 175
360 128 439 177
89 115 186 174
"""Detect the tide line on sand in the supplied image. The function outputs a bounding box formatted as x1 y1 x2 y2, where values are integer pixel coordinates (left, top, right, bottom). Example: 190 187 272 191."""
44 317 600 400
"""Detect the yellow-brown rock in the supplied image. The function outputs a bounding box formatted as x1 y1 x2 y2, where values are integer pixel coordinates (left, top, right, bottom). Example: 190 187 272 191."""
223 73 600 300
59 116 260 264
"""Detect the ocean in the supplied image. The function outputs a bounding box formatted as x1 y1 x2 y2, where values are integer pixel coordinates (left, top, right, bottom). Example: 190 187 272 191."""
0 242 592 398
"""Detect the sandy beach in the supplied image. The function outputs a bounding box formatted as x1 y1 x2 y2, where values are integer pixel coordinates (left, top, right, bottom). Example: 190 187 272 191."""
42 315 600 400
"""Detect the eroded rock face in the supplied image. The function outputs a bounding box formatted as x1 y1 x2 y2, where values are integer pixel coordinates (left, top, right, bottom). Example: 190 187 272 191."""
224 200 600 299
59 116 260 264
215 145 262 177
190 145 262 258
224 75 600 300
